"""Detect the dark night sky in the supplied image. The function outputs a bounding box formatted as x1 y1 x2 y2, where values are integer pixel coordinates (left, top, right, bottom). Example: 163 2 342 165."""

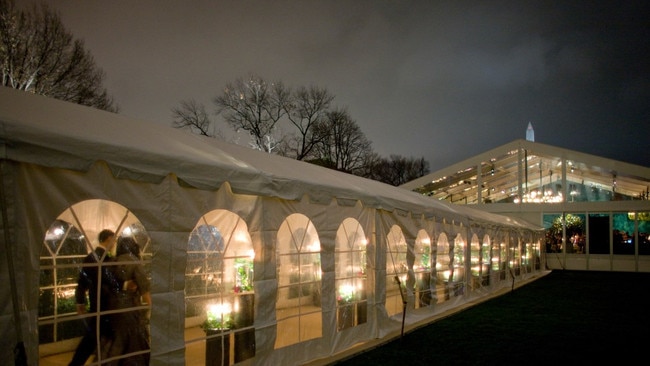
26 1 650 171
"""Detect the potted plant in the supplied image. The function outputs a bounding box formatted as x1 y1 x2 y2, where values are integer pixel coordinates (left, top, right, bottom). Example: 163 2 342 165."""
337 285 356 331
232 258 255 362
337 285 355 304
202 313 232 332
203 303 232 366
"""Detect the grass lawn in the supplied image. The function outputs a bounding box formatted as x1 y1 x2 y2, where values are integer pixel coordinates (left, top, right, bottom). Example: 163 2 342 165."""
333 270 650 365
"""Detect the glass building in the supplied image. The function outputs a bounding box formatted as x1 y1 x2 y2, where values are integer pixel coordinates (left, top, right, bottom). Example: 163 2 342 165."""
402 139 650 272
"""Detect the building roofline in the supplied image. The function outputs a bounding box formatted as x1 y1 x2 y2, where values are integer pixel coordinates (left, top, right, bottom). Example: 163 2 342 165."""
400 139 650 191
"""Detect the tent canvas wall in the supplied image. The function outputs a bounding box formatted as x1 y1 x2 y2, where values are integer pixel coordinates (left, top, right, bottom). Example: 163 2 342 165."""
0 87 544 365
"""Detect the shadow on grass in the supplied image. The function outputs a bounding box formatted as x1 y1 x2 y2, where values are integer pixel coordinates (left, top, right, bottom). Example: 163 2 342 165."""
334 270 650 365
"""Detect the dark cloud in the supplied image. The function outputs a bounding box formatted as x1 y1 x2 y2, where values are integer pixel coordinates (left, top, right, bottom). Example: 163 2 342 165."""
27 0 650 171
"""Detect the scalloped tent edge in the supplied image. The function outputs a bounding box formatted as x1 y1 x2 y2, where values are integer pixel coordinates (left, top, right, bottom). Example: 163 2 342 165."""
0 87 539 230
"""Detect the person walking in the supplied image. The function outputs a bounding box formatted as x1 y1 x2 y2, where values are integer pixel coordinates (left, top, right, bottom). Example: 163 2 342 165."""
103 236 152 365
68 229 120 366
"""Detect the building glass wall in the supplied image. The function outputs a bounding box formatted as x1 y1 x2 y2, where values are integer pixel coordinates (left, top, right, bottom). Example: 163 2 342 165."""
543 211 650 257
413 148 649 205
639 213 650 255
588 213 610 254
613 213 635 255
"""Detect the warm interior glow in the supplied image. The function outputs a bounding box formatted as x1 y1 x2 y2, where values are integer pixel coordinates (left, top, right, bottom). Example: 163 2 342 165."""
207 302 232 318
514 190 564 203
438 270 451 281
234 230 249 244
306 240 321 252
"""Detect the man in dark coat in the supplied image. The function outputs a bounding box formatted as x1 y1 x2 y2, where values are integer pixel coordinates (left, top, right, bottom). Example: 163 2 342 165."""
68 229 120 366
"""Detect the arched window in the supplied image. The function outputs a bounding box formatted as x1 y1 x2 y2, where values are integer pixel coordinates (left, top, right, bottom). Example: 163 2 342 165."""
435 232 451 302
334 218 367 331
413 230 432 308
275 213 321 348
435 233 450 278
385 225 407 317
470 234 481 290
481 234 492 286
532 235 542 270
184 209 255 365
490 233 502 281
521 232 532 274
499 233 508 280
450 233 465 296
39 199 151 364
451 233 465 282
509 233 521 276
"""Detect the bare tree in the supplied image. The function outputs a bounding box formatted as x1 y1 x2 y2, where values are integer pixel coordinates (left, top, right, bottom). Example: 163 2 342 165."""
360 154 430 186
0 0 117 111
173 75 432 183
213 74 290 152
284 85 334 160
172 99 216 136
408 156 430 181
313 108 372 174
354 151 384 180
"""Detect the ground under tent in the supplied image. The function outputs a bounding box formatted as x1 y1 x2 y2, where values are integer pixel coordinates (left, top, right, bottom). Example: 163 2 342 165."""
0 87 544 365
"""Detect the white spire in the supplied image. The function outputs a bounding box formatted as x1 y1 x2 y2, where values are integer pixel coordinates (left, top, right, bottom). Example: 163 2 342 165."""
526 122 535 142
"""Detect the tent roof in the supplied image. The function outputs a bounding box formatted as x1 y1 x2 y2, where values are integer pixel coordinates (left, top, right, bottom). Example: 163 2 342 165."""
0 87 540 230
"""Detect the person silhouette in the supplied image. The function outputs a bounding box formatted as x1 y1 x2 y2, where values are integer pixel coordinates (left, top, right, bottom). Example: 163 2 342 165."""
103 236 152 365
69 229 121 366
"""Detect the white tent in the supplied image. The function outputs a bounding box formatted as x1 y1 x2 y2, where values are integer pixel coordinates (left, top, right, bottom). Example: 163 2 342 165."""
0 87 544 365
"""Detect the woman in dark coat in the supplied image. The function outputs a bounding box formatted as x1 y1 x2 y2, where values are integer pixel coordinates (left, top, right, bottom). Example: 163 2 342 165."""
104 236 152 365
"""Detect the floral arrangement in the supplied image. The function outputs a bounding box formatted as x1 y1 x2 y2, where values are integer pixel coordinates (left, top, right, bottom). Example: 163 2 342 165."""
233 258 253 293
337 284 356 305
201 303 232 331
419 250 431 269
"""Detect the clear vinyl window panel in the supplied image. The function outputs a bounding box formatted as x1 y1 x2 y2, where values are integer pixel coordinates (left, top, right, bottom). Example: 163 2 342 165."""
413 230 432 308
275 213 322 349
334 218 368 331
436 233 451 283
183 209 255 365
469 234 482 290
451 233 465 283
385 225 407 317
480 235 492 286
39 199 152 365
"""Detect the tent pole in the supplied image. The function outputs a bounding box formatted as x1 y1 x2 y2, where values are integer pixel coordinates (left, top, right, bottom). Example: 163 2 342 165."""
383 213 408 339
0 161 27 366
394 275 407 338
